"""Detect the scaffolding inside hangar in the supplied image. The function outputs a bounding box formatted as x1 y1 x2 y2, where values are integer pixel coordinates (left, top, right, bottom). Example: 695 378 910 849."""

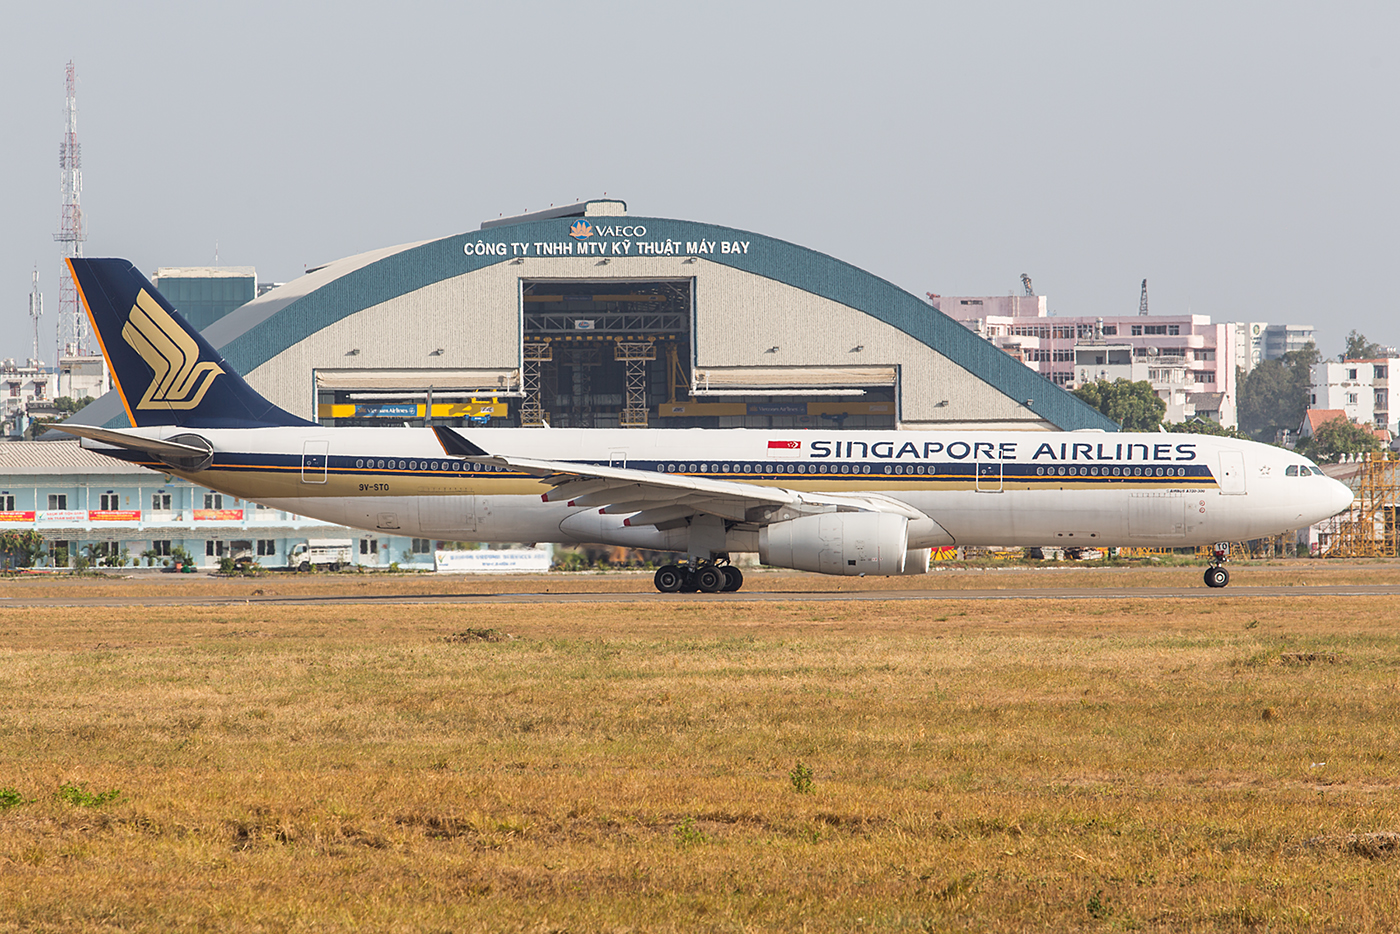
520 281 686 429
1320 452 1400 558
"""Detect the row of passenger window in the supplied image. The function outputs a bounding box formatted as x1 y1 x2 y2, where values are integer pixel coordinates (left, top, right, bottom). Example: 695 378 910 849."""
1035 465 1188 477
654 461 1196 479
346 458 1211 481
657 462 892 476
353 459 511 473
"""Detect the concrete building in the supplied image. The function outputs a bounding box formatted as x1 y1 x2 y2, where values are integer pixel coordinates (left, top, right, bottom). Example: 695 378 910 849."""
70 200 1115 437
0 440 436 570
941 299 1239 427
1232 321 1269 373
153 266 257 332
1 359 56 438
1309 359 1399 435
1263 323 1317 360
56 353 107 403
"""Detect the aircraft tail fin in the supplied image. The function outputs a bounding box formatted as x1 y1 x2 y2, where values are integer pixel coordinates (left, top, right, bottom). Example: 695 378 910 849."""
67 258 313 428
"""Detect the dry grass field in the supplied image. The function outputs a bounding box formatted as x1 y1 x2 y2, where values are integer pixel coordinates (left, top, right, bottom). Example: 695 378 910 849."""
1 567 1398 931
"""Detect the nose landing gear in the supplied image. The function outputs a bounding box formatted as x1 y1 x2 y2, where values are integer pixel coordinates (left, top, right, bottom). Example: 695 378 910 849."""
1204 544 1231 588
653 559 744 594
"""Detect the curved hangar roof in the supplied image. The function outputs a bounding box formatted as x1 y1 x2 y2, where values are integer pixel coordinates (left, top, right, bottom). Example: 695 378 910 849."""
89 201 1116 432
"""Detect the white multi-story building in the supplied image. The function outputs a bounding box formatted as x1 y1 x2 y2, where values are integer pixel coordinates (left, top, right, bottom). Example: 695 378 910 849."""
1 359 55 439
57 353 108 402
1232 322 1269 373
1309 358 1398 436
1264 324 1317 360
939 297 1239 427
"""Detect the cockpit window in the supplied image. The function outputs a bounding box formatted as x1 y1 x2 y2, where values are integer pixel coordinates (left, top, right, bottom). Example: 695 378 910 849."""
1286 465 1299 477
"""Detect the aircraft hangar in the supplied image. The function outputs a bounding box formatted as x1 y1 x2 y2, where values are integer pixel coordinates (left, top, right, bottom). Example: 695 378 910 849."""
79 200 1116 434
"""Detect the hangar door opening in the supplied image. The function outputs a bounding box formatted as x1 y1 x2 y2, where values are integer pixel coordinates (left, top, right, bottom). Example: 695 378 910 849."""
520 279 691 429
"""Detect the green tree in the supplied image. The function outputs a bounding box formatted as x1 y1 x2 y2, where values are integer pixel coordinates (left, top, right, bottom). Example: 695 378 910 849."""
1296 415 1383 464
1072 379 1166 431
1163 418 1246 439
0 530 46 568
25 395 94 440
1341 331 1385 362
1236 342 1319 442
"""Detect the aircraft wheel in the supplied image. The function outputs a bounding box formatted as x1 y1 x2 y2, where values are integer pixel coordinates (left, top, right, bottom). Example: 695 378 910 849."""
722 566 744 592
1205 566 1230 589
695 565 727 593
654 564 685 593
679 569 699 593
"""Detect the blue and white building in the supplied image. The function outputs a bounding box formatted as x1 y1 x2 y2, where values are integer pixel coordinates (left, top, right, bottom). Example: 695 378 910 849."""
0 440 436 569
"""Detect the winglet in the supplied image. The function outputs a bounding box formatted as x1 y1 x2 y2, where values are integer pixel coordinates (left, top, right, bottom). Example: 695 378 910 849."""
432 425 491 458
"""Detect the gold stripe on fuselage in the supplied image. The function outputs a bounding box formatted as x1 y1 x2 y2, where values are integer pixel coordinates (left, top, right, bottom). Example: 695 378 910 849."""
164 463 1214 503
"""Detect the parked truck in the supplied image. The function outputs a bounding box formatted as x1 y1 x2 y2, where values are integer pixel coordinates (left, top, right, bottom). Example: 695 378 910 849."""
288 539 353 571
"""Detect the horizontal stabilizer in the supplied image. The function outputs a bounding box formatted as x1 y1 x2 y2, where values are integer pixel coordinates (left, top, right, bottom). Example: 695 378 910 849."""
56 423 213 459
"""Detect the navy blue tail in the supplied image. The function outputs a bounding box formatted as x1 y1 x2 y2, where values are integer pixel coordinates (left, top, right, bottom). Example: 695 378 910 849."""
69 258 313 428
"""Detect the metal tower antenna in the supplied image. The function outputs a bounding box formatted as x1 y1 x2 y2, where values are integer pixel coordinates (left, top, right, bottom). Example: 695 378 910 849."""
54 60 88 359
1138 278 1149 316
28 267 43 364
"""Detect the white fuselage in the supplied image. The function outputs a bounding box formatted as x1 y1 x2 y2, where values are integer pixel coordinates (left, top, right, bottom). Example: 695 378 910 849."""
94 426 1354 557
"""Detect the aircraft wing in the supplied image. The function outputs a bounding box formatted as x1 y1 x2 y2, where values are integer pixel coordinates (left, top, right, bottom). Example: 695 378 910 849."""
432 425 928 529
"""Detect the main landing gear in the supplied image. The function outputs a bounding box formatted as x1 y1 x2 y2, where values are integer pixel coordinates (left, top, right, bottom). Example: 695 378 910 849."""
654 560 744 594
1204 543 1231 588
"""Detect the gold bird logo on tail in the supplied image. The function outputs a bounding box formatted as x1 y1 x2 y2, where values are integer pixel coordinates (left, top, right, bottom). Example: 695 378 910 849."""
121 289 223 410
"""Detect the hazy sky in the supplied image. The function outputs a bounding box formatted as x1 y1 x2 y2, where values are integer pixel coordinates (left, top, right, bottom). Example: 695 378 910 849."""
2 1 1396 367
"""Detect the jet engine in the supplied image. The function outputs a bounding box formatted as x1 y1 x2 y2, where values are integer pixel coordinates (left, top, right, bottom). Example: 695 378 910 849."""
901 548 933 574
758 513 909 576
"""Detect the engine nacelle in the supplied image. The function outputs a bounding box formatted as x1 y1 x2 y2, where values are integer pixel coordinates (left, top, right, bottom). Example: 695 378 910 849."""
759 513 909 576
900 548 932 574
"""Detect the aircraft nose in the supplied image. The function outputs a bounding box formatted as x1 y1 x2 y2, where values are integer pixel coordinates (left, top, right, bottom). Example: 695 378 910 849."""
1327 478 1354 517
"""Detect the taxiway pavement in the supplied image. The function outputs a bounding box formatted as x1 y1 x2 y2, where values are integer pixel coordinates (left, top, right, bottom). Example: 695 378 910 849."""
3 583 1399 608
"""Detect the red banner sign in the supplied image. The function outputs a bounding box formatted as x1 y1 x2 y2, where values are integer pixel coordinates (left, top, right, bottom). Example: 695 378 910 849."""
194 509 244 521
88 510 142 522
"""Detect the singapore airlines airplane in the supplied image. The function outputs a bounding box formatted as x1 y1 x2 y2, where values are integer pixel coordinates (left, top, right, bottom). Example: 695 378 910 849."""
62 258 1352 592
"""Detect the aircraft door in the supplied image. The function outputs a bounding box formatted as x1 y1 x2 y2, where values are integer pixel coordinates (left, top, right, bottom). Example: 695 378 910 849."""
975 453 1003 492
419 496 476 534
1218 451 1246 494
301 441 329 484
1128 492 1186 539
610 451 627 468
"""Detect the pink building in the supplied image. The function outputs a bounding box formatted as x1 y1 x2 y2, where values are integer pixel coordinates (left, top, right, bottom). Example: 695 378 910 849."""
936 295 1239 427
